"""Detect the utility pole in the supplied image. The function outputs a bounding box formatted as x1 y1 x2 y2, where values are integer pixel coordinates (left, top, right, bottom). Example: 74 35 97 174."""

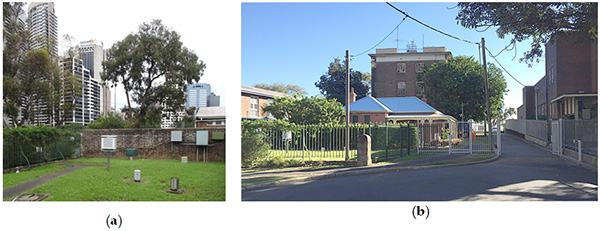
345 50 350 161
481 38 492 150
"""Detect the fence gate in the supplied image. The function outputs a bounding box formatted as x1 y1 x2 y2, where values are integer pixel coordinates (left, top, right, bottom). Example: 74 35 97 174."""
451 121 472 154
551 120 561 155
416 121 473 154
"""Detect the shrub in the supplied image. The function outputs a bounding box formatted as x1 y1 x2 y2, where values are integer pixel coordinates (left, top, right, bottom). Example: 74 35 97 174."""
241 130 271 167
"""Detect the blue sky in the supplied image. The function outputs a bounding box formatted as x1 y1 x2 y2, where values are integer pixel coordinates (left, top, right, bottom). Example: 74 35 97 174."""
242 2 548 115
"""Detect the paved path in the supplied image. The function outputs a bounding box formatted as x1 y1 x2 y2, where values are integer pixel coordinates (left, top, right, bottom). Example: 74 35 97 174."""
3 163 103 200
242 134 597 201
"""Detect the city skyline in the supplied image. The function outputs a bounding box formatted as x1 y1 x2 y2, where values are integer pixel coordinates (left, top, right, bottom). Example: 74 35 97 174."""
22 1 231 112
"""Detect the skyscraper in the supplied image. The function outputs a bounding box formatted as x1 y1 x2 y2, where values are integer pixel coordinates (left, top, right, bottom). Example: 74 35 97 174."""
79 39 111 116
186 83 211 108
207 92 220 107
60 57 100 125
28 2 58 57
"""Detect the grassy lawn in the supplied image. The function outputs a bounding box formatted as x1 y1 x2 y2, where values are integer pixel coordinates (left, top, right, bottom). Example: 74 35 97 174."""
269 149 355 161
418 154 496 166
242 176 293 187
9 158 225 201
372 153 438 165
3 163 71 189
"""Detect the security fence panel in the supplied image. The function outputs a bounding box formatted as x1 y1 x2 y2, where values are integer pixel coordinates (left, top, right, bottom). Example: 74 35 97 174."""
417 121 451 154
3 134 78 169
262 124 365 161
562 120 597 157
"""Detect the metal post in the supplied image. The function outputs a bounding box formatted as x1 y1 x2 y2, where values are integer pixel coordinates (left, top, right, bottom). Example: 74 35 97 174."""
497 119 501 155
385 122 389 160
345 50 350 161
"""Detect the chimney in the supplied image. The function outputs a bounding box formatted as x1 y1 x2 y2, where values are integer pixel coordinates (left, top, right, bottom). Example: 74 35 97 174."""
350 88 357 104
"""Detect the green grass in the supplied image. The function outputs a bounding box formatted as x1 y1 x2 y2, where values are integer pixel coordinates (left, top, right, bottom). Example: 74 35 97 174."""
418 154 495 166
3 163 71 189
12 158 225 201
270 149 356 161
372 153 438 165
242 176 293 187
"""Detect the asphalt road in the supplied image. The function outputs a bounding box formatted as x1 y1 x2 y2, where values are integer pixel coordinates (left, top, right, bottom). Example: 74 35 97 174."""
242 134 598 201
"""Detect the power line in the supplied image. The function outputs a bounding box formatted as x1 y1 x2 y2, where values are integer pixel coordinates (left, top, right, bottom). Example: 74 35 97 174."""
351 16 408 58
485 46 526 87
385 2 479 45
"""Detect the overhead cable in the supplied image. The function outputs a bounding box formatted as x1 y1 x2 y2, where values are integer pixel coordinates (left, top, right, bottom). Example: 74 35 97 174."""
352 16 408 58
485 47 526 87
385 2 479 45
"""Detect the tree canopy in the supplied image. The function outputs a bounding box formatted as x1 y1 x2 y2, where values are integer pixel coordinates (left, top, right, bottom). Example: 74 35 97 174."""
315 58 370 105
456 2 598 66
102 19 205 128
253 83 307 96
262 95 344 124
418 56 507 122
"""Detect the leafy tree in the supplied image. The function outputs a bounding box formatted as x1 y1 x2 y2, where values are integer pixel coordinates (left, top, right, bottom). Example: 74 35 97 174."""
87 113 129 129
253 83 307 96
456 2 597 66
315 58 370 105
494 107 516 124
418 56 507 122
175 107 197 128
102 19 206 128
262 95 344 124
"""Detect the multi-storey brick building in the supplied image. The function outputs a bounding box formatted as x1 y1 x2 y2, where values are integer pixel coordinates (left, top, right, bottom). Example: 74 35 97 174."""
369 46 452 100
518 31 598 120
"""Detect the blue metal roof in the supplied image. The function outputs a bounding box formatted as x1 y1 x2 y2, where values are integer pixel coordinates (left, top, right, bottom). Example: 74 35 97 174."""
378 97 438 113
345 96 391 112
348 96 439 114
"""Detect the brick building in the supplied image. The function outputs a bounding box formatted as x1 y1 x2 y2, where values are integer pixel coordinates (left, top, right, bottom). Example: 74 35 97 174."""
518 31 598 120
241 86 287 120
369 46 452 100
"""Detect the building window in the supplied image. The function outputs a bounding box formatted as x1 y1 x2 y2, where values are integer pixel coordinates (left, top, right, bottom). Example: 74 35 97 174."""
416 63 425 73
250 97 259 117
416 81 424 97
397 81 406 96
548 66 554 85
397 63 406 73
364 115 370 124
267 99 274 118
352 115 359 123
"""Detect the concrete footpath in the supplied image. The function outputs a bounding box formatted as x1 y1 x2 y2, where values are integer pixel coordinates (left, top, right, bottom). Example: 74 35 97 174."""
3 163 103 201
242 151 500 191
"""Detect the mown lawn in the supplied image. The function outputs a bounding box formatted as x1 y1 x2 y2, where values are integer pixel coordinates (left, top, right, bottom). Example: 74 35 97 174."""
3 163 71 189
13 158 225 201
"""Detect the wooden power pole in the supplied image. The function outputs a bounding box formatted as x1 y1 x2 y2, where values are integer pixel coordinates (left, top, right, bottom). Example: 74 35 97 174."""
345 50 350 161
481 38 492 150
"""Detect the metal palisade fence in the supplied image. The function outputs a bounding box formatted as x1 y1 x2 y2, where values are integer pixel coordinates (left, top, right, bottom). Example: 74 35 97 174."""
242 121 498 162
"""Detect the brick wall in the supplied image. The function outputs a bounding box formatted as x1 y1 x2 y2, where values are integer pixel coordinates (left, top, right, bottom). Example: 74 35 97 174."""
241 94 273 119
81 128 225 162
